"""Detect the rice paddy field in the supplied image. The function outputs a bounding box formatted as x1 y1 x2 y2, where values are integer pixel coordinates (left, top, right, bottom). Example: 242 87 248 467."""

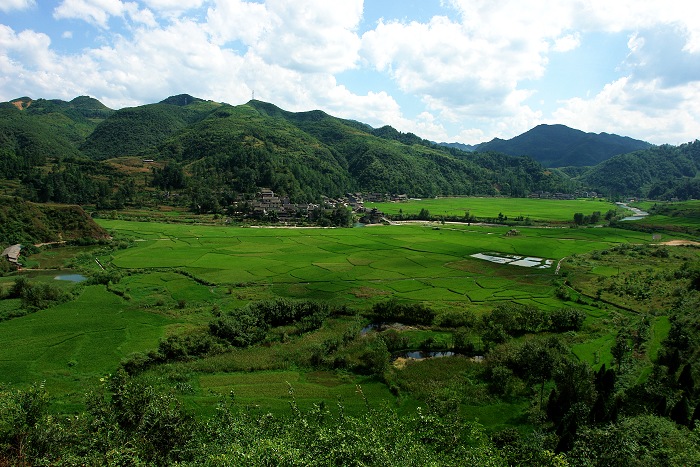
365 196 621 221
91 220 661 312
2 197 698 421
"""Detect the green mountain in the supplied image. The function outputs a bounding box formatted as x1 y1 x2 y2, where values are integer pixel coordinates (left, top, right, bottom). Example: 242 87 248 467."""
0 196 110 246
577 140 700 198
476 124 652 168
0 94 581 207
81 95 221 159
148 99 572 201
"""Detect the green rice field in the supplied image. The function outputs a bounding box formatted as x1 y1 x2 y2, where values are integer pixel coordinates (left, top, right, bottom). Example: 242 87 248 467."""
365 196 621 221
96 220 657 309
1 199 695 418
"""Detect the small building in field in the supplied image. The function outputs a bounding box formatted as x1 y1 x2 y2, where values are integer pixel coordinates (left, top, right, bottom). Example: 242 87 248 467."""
1 244 21 265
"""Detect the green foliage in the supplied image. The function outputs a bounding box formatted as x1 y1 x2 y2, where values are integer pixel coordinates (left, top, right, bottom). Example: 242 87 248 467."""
549 308 586 332
80 102 216 159
0 382 50 465
370 299 436 326
580 140 700 198
0 196 109 245
8 276 73 311
568 415 700 466
151 162 187 190
209 299 331 348
476 123 651 168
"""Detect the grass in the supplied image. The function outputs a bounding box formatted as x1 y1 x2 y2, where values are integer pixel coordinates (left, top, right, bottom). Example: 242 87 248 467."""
0 285 178 404
0 213 694 422
365 196 618 222
96 220 658 310
195 370 394 415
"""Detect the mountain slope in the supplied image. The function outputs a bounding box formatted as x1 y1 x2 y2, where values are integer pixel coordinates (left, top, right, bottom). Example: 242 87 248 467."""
0 107 84 178
578 140 700 198
0 94 575 205
80 97 221 159
0 196 110 245
476 124 652 167
151 100 572 201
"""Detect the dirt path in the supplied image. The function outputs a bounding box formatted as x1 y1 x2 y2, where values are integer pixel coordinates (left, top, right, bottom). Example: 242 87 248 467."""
659 240 700 246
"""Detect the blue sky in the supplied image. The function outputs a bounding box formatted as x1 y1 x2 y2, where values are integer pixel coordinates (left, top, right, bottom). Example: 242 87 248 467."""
1 0 699 145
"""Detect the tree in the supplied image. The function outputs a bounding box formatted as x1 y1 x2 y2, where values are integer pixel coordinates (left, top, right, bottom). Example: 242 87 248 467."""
573 212 584 225
611 332 631 372
546 360 597 452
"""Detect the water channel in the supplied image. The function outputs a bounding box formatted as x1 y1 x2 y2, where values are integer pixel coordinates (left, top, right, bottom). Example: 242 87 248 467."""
616 202 649 221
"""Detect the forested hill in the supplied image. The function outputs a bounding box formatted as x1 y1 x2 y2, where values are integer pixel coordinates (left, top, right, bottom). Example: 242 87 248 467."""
0 94 575 203
11 93 700 204
0 196 109 246
476 124 652 168
577 140 700 199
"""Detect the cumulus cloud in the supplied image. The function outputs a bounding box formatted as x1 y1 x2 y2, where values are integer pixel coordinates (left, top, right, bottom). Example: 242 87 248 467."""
553 33 581 52
623 27 700 88
360 0 700 142
53 0 156 29
552 77 700 144
252 0 363 73
0 0 35 12
205 0 272 46
141 0 204 14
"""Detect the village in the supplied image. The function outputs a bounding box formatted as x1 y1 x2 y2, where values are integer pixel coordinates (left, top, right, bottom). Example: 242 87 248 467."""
230 189 405 224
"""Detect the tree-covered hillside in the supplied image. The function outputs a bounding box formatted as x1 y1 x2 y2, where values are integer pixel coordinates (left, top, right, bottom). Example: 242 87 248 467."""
578 141 700 198
476 124 651 168
0 95 577 205
0 196 109 245
81 97 221 159
6 93 699 205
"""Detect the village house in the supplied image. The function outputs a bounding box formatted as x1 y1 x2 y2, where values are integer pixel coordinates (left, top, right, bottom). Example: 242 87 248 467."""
1 244 21 267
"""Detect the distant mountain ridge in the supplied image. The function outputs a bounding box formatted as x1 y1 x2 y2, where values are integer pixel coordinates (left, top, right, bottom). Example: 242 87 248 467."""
0 94 573 203
474 124 652 168
2 93 698 201
439 142 477 152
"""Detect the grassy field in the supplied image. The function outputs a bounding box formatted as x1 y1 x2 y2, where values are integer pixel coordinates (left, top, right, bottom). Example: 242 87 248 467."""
92 220 660 312
0 203 693 421
0 285 180 411
365 197 621 221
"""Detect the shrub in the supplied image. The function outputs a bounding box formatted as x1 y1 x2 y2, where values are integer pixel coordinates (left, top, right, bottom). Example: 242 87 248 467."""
370 299 435 326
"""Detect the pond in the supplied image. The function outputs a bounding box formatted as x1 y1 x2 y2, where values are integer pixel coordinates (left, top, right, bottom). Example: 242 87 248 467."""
617 202 649 221
470 252 553 269
393 350 455 360
54 274 87 282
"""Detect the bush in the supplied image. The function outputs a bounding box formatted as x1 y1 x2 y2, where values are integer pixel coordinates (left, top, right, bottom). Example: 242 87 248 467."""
370 299 435 326
549 307 586 332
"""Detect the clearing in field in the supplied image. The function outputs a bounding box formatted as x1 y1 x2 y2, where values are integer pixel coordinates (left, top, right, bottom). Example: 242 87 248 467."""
471 252 554 268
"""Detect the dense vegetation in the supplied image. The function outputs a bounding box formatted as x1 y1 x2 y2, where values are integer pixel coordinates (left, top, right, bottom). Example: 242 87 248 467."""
476 123 651 168
0 201 697 464
1 93 700 463
0 196 109 245
0 95 577 209
578 140 700 199
2 94 700 208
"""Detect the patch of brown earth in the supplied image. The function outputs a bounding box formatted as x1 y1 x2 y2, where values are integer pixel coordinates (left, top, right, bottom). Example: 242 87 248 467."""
660 240 700 246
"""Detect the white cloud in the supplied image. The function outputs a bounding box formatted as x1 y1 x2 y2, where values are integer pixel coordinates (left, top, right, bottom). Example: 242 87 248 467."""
141 0 204 14
253 0 363 73
552 77 700 144
206 0 364 73
53 0 156 29
206 0 272 46
553 33 580 52
0 0 35 12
